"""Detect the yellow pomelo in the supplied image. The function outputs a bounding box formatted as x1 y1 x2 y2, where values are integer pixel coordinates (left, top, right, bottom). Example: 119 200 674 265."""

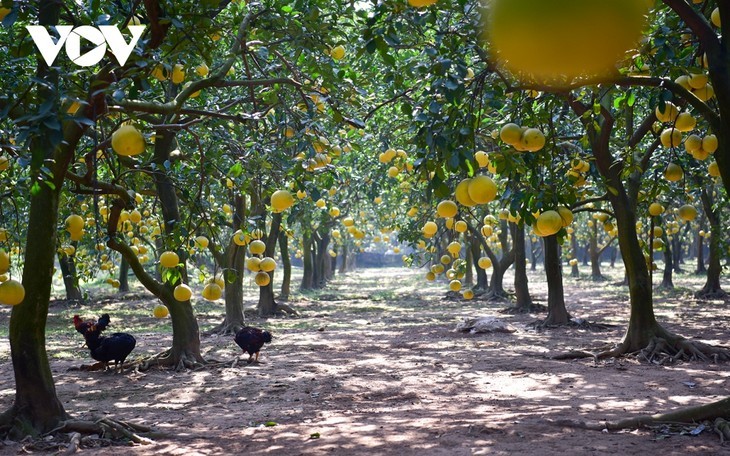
447 241 461 255
271 190 295 212
521 128 546 152
0 7 11 21
202 283 222 301
65 214 84 233
478 257 492 269
426 271 436 281
535 210 563 237
655 102 679 123
648 203 665 216
408 0 438 6
260 257 276 272
467 175 498 204
153 304 169 318
173 284 192 301
675 75 692 91
436 200 458 218
702 134 718 153
486 0 650 86
0 279 25 306
711 7 721 27
0 156 9 171
0 249 9 274
171 63 185 84
232 229 249 246
195 63 209 77
342 217 355 227
152 64 167 81
499 123 522 145
449 280 462 292
246 257 262 272
660 128 682 148
454 220 468 233
569 258 579 266
444 217 454 230
664 163 684 182
423 221 438 236
462 289 474 300
195 236 209 249
684 134 702 153
674 112 696 132
557 206 573 227
454 179 476 207
693 84 715 102
440 254 452 265
688 73 708 89
708 161 720 177
254 271 271 287
249 240 266 256
111 125 145 157
653 226 664 238
329 207 340 217
678 205 698 221
330 45 346 60
160 251 179 268
474 151 489 168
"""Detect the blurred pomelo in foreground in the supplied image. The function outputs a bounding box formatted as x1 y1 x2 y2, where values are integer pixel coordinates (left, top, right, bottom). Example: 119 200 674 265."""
486 0 651 87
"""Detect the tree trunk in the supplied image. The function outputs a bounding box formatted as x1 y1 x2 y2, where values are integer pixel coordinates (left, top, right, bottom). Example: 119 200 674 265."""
150 130 203 365
300 232 314 290
1 1 82 435
118 257 130 293
589 222 603 279
512 224 533 311
314 231 331 289
696 189 726 298
470 234 488 290
258 212 282 316
570 231 579 278
279 231 291 300
338 242 348 274
542 234 570 325
659 232 674 290
464 240 474 286
58 250 83 301
696 230 706 274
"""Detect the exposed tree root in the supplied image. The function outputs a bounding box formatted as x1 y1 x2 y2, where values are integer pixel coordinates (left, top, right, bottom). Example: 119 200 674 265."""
552 334 730 364
694 288 728 300
546 397 730 442
500 303 548 315
530 318 614 332
274 302 299 316
471 289 511 302
68 361 137 374
16 416 167 452
138 349 209 372
206 321 245 336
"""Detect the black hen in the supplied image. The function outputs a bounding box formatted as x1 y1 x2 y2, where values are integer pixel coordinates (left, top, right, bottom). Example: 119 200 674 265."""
73 314 136 373
234 327 272 364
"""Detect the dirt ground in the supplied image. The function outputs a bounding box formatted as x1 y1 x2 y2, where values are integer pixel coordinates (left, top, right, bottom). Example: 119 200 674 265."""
1 265 729 455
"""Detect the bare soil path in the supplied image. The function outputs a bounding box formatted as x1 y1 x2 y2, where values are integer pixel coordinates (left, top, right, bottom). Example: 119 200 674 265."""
0 266 728 455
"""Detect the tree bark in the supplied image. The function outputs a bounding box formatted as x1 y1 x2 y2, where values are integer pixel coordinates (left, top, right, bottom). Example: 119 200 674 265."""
257 212 282 316
570 231 580 278
512 224 533 311
659 232 674 290
58 250 83 301
696 188 726 298
118 257 130 293
589 222 603 279
542 234 571 325
300 232 314 290
469 234 488 290
3 1 78 432
279 230 291 300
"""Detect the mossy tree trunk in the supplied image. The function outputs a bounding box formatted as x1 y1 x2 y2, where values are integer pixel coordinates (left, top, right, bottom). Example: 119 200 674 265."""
2 2 83 433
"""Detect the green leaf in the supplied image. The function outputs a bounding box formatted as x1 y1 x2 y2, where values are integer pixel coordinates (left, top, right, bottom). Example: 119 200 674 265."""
264 421 277 427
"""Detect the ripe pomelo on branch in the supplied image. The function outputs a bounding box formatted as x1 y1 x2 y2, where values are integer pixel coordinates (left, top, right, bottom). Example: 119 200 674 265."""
485 0 651 87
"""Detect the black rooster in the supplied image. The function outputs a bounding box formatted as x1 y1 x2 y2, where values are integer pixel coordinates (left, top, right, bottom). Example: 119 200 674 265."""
73 314 136 373
234 327 272 364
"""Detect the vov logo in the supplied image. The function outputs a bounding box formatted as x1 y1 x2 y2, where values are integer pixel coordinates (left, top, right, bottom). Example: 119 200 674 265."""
26 25 145 67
